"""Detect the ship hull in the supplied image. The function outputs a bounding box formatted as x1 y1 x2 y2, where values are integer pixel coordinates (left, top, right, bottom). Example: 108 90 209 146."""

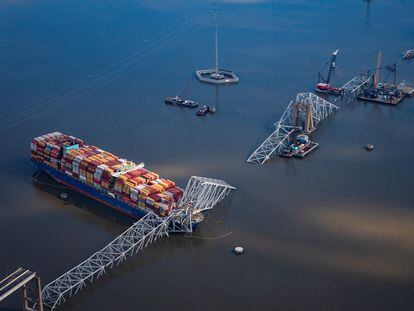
34 160 160 220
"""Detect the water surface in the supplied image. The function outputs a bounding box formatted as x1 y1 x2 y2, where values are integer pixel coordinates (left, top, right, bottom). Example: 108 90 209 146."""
0 1 414 310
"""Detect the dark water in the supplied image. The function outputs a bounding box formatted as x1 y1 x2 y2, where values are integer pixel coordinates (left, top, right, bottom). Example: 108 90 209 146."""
1 0 414 310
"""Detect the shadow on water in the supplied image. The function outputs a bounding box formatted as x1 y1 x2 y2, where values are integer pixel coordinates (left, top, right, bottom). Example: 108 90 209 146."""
63 233 207 311
31 170 137 228
30 169 235 310
363 0 374 26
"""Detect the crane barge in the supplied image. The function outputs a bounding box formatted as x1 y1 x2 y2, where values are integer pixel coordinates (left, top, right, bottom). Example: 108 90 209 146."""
315 49 343 95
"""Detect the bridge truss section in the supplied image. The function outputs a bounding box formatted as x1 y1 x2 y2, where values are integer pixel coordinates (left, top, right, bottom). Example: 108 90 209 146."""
246 123 299 164
294 92 340 130
169 176 236 233
41 176 234 310
180 176 235 215
41 212 170 310
339 74 374 103
247 92 339 165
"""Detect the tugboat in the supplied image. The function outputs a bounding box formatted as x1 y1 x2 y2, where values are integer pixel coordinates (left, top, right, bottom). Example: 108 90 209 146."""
196 105 210 116
165 96 198 108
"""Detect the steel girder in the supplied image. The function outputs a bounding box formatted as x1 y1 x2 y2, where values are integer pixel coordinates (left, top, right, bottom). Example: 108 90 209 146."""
41 176 234 310
340 74 374 102
246 123 298 164
295 92 339 128
247 92 338 165
41 212 170 310
180 176 235 215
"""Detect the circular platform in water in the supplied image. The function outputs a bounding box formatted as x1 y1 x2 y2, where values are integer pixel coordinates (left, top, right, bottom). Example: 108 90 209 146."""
196 69 239 84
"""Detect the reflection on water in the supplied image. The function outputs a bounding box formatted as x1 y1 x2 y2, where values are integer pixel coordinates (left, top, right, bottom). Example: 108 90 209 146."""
0 0 414 310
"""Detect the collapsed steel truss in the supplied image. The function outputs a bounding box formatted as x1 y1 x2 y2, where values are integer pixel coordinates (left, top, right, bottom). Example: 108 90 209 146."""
247 92 339 164
180 176 235 215
339 74 374 103
246 124 298 165
294 93 339 127
41 176 234 310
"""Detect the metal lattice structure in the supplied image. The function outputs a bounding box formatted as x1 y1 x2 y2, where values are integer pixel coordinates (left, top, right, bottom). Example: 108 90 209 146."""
294 93 340 129
180 176 235 215
246 124 298 165
247 92 339 164
41 176 234 310
339 74 374 103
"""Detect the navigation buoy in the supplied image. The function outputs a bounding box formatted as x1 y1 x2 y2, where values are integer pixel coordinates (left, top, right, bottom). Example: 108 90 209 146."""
365 144 374 151
59 192 68 200
234 246 244 255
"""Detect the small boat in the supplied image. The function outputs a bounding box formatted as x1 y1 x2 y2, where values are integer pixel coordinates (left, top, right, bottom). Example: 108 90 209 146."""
165 96 198 108
196 105 210 116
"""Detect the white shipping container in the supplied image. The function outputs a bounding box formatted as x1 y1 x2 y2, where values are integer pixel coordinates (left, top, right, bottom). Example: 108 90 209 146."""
74 155 85 163
73 162 79 174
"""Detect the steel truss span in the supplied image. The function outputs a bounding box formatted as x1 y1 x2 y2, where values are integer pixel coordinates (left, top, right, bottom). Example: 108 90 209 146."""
180 176 235 214
339 74 374 103
247 92 339 164
41 176 234 310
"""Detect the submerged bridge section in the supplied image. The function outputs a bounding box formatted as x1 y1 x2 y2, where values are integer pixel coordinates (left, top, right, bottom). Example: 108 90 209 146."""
339 74 374 104
41 176 234 310
247 92 339 164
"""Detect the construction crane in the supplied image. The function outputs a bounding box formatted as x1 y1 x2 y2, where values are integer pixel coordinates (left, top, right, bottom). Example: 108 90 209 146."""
316 49 343 95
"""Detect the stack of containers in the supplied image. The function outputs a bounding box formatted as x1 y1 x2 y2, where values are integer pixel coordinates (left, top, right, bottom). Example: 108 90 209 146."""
31 133 184 218
31 132 83 168
62 145 121 191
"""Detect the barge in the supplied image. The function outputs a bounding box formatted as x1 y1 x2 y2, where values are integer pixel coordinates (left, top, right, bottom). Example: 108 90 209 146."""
280 135 319 158
165 96 198 108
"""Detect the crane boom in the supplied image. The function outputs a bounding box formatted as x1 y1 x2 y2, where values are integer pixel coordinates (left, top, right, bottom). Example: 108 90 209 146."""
375 49 382 85
326 49 339 84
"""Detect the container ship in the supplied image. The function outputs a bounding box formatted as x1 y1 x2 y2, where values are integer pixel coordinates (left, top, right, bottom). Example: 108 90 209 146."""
30 132 194 222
